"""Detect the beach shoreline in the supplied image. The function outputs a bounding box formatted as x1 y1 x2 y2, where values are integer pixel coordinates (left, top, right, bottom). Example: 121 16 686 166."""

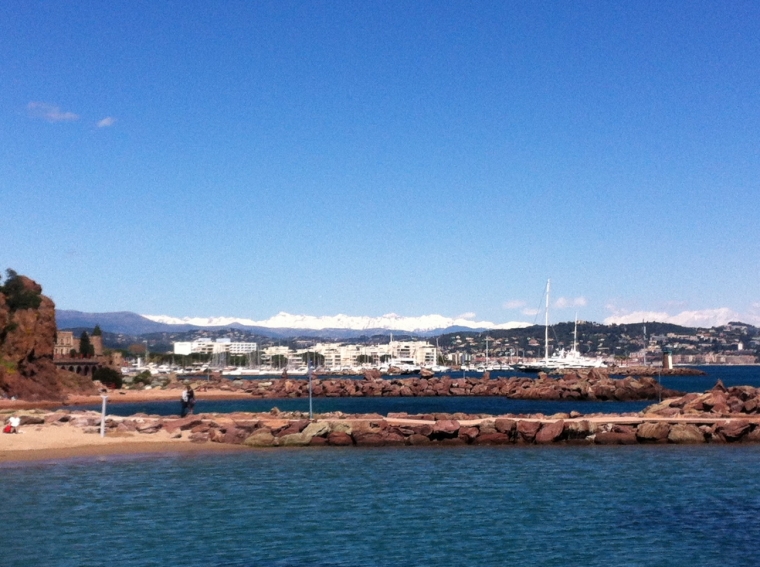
0 388 253 411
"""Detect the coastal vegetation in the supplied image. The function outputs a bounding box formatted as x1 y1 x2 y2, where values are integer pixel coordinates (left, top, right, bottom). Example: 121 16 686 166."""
0 269 42 312
93 366 122 389
79 331 94 358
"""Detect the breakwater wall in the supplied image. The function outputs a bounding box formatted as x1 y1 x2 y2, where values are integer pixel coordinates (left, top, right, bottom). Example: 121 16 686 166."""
12 406 760 447
181 371 683 402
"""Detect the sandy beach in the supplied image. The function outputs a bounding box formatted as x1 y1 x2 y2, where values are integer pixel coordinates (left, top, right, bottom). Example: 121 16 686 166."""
0 422 247 463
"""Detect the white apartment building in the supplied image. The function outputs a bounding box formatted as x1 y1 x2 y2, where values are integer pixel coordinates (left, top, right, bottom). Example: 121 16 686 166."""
305 340 438 367
173 338 436 366
173 338 257 356
390 340 437 365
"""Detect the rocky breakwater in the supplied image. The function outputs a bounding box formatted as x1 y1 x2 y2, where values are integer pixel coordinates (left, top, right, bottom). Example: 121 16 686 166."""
13 395 760 448
182 368 682 402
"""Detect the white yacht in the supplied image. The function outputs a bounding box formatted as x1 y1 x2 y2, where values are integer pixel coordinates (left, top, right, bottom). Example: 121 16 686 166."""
514 280 606 373
388 358 421 374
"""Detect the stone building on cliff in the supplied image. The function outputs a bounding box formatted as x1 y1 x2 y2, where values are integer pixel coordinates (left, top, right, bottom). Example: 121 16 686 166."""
54 330 103 358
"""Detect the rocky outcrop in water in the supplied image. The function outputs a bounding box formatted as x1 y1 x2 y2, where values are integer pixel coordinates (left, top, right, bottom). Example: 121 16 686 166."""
644 380 760 417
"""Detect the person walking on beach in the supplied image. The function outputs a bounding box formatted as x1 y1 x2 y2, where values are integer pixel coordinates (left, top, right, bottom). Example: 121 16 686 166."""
180 385 195 417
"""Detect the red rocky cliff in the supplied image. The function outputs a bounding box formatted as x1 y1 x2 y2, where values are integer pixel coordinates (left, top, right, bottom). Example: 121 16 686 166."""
0 273 93 400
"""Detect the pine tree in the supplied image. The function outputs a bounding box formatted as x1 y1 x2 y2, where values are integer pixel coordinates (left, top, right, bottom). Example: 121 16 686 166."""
79 332 94 358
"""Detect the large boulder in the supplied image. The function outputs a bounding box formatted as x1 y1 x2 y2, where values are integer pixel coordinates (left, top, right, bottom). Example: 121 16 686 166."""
636 422 671 443
407 433 432 445
516 420 541 443
327 421 353 435
493 418 516 435
535 420 565 444
431 420 460 439
243 430 276 447
713 420 752 442
594 428 638 445
302 421 331 438
473 432 511 445
353 432 387 446
278 432 312 446
327 431 354 446
667 424 705 444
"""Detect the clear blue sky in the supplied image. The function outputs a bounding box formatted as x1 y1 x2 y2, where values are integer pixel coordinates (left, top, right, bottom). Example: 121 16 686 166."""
2 1 759 326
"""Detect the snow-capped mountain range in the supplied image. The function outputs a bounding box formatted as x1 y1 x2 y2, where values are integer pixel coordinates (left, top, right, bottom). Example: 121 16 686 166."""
142 312 531 333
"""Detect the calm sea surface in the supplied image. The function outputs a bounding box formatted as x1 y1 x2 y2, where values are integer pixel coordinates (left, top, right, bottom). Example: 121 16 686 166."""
3 445 760 567
85 365 760 417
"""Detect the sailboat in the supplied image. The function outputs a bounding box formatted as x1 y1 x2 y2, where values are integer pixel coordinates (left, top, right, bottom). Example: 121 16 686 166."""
514 280 606 373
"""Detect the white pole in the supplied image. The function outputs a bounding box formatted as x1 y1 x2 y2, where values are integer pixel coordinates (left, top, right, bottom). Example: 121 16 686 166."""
545 279 551 364
100 394 108 438
308 358 313 420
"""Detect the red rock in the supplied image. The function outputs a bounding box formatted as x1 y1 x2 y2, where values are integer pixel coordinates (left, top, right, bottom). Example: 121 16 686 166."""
380 432 406 445
473 432 511 445
667 424 705 444
636 422 670 442
713 420 752 442
493 418 515 434
136 422 162 434
535 420 565 444
353 432 386 446
309 436 328 446
407 433 432 445
275 419 310 437
458 426 480 443
164 417 204 433
327 431 354 447
437 437 465 446
516 420 541 443
222 427 247 445
432 420 460 439
594 431 637 445
744 427 760 442
244 430 275 447
189 432 209 443
563 420 591 440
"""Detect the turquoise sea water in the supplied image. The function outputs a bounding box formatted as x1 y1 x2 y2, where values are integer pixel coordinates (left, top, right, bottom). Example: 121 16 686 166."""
3 445 760 567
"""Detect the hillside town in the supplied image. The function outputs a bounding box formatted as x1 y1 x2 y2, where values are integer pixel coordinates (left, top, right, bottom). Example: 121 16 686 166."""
52 317 759 378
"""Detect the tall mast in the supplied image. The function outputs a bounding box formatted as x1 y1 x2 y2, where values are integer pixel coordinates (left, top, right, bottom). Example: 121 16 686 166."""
545 279 550 363
573 313 578 353
643 322 647 366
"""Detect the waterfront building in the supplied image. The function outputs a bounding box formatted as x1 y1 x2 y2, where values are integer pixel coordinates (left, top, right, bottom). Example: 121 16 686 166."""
173 338 257 356
54 331 77 357
54 331 102 357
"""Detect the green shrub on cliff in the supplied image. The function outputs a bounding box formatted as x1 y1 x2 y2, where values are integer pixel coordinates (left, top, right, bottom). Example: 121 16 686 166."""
0 269 42 312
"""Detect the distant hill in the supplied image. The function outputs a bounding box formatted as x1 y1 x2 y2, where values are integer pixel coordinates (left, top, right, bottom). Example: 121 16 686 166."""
55 310 194 335
55 310 492 339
